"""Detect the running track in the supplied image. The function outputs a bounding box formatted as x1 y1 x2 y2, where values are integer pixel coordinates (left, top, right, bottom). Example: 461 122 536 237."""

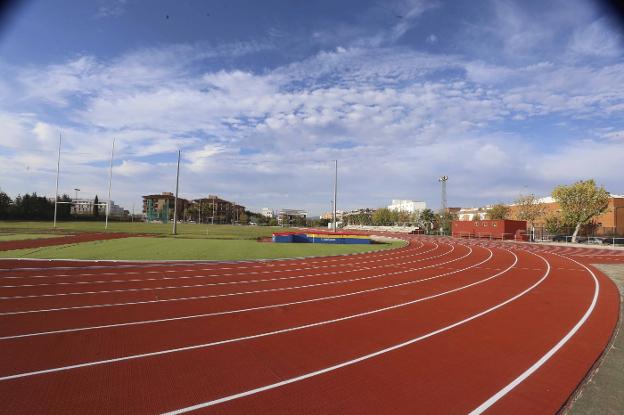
0 236 621 414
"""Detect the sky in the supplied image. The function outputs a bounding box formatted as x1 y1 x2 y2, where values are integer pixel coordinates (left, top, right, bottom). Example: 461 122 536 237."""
0 0 623 215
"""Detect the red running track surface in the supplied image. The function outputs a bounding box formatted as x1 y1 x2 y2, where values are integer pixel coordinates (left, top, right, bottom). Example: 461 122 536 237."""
0 232 144 252
0 236 620 414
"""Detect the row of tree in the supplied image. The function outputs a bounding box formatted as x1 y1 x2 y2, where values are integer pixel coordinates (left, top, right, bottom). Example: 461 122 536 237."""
342 207 454 234
0 191 73 220
485 179 610 242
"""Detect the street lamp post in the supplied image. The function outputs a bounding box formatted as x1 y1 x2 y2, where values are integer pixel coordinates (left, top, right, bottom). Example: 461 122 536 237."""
73 188 80 215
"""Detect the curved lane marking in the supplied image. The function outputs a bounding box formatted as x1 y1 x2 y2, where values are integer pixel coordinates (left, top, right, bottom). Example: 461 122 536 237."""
468 252 600 414
0 244 475 337
0 243 457 300
157 248 550 415
0 244 472 314
0 238 421 275
0 242 445 289
0 246 517 380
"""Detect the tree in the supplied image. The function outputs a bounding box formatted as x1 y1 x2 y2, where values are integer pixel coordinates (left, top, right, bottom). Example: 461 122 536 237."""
419 208 436 234
93 195 99 217
552 179 610 242
396 210 411 225
372 208 396 226
439 211 458 235
487 204 510 220
514 194 545 240
0 191 11 219
543 213 568 235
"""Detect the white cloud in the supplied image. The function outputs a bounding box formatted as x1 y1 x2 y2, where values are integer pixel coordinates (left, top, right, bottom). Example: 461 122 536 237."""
95 0 128 18
2 10 624 212
569 18 623 58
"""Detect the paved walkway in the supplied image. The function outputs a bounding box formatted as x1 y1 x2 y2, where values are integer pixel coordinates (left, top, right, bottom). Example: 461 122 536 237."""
565 264 624 415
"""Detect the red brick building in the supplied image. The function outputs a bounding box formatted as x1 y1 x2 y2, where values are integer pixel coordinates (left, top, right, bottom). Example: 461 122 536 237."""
452 219 527 240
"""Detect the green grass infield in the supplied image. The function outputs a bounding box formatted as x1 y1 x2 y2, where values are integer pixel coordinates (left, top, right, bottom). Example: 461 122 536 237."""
0 236 405 261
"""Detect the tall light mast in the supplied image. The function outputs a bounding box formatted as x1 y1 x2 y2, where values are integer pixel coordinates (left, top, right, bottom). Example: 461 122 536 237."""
438 175 448 212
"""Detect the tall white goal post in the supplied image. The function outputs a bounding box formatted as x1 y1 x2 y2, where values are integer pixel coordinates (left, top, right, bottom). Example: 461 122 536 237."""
52 134 116 230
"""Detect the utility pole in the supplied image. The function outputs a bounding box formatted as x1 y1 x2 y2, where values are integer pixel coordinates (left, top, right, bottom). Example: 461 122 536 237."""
333 160 338 233
105 138 115 230
172 149 181 235
53 132 62 228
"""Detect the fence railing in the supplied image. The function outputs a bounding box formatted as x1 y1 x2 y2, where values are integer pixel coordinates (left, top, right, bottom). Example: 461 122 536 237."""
532 234 624 247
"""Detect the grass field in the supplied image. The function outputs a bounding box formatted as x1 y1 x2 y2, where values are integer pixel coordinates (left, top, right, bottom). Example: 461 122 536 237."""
0 237 403 261
0 221 282 239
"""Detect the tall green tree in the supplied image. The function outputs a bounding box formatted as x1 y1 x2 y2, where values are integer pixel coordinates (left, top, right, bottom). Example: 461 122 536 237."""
0 191 11 219
372 208 396 226
419 208 436 234
552 179 610 242
487 204 510 220
93 195 99 217
514 194 545 230
439 211 458 235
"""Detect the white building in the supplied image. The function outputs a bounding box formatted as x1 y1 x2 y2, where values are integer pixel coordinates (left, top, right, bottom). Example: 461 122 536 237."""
457 207 488 221
261 208 274 218
70 198 126 217
387 199 426 213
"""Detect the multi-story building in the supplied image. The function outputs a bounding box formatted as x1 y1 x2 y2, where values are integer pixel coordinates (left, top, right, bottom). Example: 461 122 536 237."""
277 209 307 226
457 207 488 221
70 198 126 217
320 210 343 221
507 195 624 235
261 208 274 219
387 199 426 213
456 194 624 235
142 192 190 222
191 195 245 224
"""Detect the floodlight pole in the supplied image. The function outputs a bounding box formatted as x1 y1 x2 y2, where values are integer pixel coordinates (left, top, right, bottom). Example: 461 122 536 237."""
172 150 181 235
105 138 115 230
53 132 62 228
438 176 448 236
333 160 338 233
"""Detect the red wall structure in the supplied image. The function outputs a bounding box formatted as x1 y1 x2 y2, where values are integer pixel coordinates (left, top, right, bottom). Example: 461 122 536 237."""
452 219 528 240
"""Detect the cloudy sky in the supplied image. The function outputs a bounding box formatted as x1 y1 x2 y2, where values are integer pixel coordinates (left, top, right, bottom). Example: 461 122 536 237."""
0 0 623 215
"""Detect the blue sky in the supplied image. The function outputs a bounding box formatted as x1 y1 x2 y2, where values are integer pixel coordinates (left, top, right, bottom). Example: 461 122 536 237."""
0 0 623 215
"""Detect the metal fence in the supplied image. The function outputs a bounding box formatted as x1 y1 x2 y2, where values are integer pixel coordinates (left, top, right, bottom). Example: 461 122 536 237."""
532 226 624 246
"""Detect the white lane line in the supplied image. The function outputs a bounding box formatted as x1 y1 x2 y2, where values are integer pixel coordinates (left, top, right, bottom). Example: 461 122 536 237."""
468 253 600 415
158 249 550 415
0 240 425 283
0 244 470 316
0 245 457 300
0 245 482 339
0 239 420 277
0 246 517 380
0 243 443 288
